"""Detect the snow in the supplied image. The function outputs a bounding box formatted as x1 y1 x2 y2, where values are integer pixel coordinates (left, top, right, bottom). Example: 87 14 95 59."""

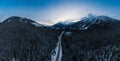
83 26 89 30
81 14 96 21
7 17 24 22
77 14 98 30
12 57 19 61
98 16 108 21
52 14 116 30
59 40 62 61
7 19 11 22
19 18 24 22
55 27 60 29
31 22 42 27
61 21 75 25
51 31 65 61
65 32 71 36
51 42 59 61
78 14 113 30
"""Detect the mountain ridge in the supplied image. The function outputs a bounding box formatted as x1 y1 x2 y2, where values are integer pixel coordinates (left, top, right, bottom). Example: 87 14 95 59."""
52 14 120 30
1 14 120 30
1 16 44 28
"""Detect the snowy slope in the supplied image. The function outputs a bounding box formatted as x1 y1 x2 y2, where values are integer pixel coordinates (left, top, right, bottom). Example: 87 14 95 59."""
52 14 119 30
2 16 44 27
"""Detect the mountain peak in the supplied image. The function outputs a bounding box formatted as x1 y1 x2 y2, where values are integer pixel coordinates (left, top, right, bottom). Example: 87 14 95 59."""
3 16 34 23
73 14 119 30
88 14 96 18
2 16 43 27
82 14 97 19
52 14 119 30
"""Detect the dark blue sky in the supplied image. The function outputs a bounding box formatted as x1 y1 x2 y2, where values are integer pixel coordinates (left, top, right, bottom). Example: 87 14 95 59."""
0 0 120 25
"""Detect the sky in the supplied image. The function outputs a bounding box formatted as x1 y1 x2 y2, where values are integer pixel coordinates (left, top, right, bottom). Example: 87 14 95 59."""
0 0 120 25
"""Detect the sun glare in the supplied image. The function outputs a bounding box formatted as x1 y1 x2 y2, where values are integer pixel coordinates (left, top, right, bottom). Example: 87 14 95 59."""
45 3 98 25
49 5 88 24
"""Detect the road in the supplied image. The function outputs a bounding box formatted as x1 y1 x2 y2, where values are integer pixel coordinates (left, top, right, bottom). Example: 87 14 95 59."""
51 31 65 61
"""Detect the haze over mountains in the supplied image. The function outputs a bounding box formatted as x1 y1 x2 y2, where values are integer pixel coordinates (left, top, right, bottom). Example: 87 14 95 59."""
0 14 120 61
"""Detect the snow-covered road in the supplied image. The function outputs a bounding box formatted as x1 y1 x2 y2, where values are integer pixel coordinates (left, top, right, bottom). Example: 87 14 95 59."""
51 31 65 61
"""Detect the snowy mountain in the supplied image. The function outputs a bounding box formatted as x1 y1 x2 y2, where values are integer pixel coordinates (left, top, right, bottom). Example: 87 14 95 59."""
52 14 120 30
51 21 74 29
2 16 43 27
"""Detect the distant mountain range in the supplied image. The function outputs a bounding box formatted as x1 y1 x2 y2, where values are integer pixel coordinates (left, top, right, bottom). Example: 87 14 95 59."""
52 14 120 30
0 14 120 61
1 14 120 31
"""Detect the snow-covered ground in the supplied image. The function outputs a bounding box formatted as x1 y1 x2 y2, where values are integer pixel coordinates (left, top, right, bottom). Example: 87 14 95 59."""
31 22 43 27
51 31 65 61
12 57 19 61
